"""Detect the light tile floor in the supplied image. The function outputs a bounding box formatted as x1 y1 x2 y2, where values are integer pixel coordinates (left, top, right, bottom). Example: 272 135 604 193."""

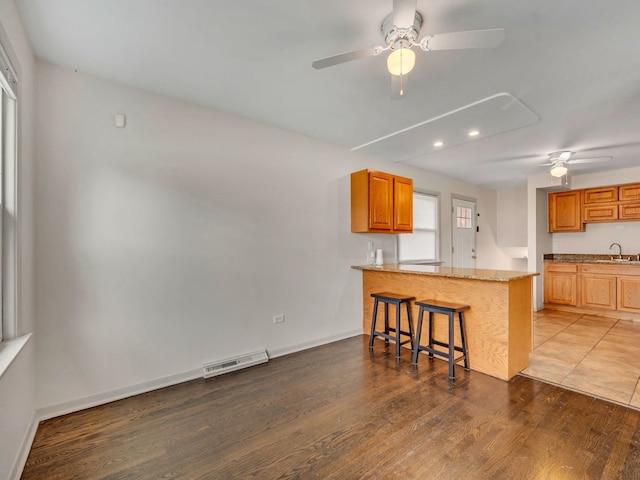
521 309 640 409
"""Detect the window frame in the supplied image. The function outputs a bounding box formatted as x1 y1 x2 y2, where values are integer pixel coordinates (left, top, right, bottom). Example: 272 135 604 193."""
397 190 441 264
0 40 19 343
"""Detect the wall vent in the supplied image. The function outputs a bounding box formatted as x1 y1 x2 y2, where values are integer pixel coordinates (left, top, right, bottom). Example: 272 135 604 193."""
202 349 268 378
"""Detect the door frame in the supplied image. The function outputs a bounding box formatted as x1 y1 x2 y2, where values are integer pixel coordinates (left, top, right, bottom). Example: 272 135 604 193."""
451 195 478 268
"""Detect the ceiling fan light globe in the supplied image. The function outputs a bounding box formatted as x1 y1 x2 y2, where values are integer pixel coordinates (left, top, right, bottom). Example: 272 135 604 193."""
387 48 415 76
550 165 568 177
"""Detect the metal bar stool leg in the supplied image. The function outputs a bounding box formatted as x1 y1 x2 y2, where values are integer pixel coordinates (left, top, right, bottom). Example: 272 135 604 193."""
394 303 402 358
384 302 390 345
459 311 469 370
369 298 379 349
448 312 455 379
412 306 425 365
406 301 414 351
427 311 434 358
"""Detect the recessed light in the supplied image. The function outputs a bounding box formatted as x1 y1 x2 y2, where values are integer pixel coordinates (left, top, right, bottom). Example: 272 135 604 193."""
433 141 444 147
468 130 480 137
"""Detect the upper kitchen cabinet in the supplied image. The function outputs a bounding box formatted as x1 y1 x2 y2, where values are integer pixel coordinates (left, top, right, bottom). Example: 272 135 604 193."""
351 169 413 233
583 182 640 223
549 182 640 231
583 186 618 204
548 190 583 232
619 183 640 202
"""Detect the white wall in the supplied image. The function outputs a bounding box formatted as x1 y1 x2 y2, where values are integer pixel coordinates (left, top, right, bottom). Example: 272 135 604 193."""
0 0 37 478
496 186 529 271
34 61 509 415
551 166 640 256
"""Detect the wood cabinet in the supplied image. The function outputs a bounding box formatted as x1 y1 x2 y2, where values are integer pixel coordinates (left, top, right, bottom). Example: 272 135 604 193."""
581 182 640 224
584 204 618 222
620 203 640 221
351 169 413 233
580 274 616 310
545 263 640 314
548 191 583 232
619 183 640 202
544 263 578 306
548 182 640 231
583 186 618 204
617 276 640 313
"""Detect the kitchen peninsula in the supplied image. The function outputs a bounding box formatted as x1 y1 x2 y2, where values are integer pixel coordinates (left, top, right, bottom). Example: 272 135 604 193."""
352 264 539 380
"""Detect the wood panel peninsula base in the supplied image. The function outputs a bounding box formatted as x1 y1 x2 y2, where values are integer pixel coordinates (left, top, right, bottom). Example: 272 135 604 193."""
352 264 539 381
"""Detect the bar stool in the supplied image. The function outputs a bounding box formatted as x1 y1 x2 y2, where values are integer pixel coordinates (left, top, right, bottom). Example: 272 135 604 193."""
369 292 415 358
411 299 469 379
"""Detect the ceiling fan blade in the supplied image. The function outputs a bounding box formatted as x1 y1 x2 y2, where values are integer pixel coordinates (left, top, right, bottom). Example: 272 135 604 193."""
422 28 505 51
393 0 417 29
567 156 612 164
391 75 408 100
312 47 378 69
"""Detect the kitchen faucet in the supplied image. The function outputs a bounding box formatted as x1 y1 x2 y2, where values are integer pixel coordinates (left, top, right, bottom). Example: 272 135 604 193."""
609 243 622 259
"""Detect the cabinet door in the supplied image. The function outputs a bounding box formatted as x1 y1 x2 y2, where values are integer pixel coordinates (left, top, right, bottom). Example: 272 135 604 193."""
580 274 616 310
619 203 640 220
544 263 578 305
368 172 394 230
619 183 640 201
548 191 583 232
393 176 413 232
617 276 640 313
545 273 578 305
583 186 618 204
584 204 618 222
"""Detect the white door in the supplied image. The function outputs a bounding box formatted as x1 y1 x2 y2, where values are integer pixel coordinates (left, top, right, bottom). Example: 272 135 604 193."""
451 198 477 268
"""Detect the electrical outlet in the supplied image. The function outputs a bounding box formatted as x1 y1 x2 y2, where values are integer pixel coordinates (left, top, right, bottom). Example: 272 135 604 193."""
273 314 285 324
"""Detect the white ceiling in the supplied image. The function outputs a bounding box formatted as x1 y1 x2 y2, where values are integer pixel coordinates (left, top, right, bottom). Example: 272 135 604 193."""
16 0 640 190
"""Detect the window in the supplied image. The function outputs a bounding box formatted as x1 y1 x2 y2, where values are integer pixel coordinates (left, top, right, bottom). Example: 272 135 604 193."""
0 43 18 342
456 205 473 228
397 192 439 263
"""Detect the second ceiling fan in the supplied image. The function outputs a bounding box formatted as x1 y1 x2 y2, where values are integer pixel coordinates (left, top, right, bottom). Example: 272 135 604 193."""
312 0 505 98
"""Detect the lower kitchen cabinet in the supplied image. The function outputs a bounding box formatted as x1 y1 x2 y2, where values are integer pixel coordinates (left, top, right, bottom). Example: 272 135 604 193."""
544 262 640 315
617 276 640 313
580 274 616 310
544 263 578 306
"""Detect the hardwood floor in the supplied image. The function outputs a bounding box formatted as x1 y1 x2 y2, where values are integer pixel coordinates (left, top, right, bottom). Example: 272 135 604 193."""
22 335 640 479
522 309 640 408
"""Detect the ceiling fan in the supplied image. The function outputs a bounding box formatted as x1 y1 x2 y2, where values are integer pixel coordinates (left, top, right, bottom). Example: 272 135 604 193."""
543 151 612 177
311 0 505 99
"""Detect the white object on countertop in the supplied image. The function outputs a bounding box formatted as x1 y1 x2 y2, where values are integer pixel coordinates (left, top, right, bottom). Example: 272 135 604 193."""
375 248 383 266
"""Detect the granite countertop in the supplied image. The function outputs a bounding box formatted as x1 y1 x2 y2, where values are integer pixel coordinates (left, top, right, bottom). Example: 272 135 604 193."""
544 254 640 265
351 264 539 282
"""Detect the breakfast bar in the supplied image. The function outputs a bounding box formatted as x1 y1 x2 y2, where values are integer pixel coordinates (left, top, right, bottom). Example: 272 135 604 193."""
352 264 539 380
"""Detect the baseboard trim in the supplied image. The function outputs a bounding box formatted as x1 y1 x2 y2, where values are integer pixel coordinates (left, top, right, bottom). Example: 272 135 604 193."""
267 329 362 359
10 412 39 480
35 329 364 422
36 368 203 421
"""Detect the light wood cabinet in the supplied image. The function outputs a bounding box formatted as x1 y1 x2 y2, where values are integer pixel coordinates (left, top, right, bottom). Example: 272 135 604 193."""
583 186 618 204
549 182 640 231
619 183 640 202
392 175 413 232
548 191 583 232
351 169 413 233
617 276 640 313
620 203 640 220
544 263 578 306
584 204 618 222
545 263 640 313
580 274 616 310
